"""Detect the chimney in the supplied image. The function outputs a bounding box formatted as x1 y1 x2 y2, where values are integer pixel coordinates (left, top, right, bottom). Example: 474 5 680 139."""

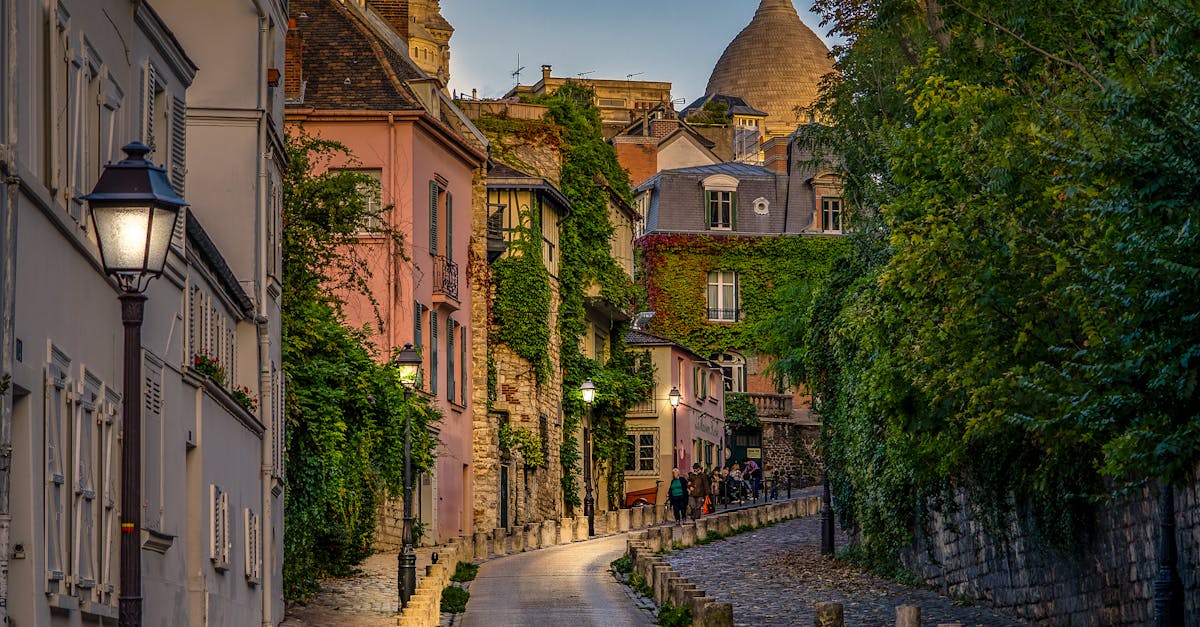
284 17 303 100
367 0 410 38
541 65 552 82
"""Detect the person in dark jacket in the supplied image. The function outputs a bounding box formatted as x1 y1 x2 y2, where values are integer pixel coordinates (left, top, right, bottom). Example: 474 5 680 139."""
687 463 710 520
667 468 688 524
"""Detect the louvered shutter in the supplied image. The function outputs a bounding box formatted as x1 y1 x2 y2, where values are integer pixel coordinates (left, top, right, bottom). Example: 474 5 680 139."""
143 356 164 530
245 509 261 583
430 312 438 395
170 96 186 196
74 376 99 592
142 64 156 149
447 319 455 401
429 180 439 255
413 302 424 388
445 192 453 261
210 485 230 569
460 326 467 405
99 391 119 599
45 364 69 587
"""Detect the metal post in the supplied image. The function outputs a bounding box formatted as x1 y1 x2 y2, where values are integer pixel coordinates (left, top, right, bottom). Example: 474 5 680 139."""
671 405 677 469
820 470 835 556
118 293 146 627
398 389 416 608
1153 483 1183 627
787 473 792 499
583 405 594 537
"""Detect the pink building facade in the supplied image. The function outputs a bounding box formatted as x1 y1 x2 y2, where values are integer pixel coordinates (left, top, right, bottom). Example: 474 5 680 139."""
286 0 486 544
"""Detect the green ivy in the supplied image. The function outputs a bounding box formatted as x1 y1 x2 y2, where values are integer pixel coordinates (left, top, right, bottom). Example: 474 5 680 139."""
491 213 552 383
640 234 849 359
723 393 760 430
499 422 546 469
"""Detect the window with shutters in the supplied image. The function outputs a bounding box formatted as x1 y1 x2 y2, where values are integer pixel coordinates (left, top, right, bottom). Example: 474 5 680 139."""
66 39 105 223
210 485 230 571
447 319 456 403
44 350 71 591
188 284 237 390
99 387 120 603
244 509 261 585
271 365 284 478
430 311 439 396
413 302 425 389
143 353 165 531
429 180 441 255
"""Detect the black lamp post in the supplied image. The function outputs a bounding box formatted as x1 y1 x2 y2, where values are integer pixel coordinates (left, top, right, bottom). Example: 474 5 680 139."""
393 344 422 608
668 386 681 469
84 142 187 627
1153 482 1183 626
820 469 835 556
580 378 596 537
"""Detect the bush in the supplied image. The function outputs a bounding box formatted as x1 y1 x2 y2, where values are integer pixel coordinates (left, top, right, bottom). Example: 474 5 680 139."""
610 554 633 575
450 561 479 583
658 604 692 627
440 585 469 614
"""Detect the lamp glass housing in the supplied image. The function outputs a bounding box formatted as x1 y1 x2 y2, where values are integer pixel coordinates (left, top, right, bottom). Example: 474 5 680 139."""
668 386 681 408
91 202 179 278
580 378 596 405
394 344 422 389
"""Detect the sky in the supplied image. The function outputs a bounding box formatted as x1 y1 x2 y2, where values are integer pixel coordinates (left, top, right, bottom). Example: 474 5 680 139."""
441 0 838 107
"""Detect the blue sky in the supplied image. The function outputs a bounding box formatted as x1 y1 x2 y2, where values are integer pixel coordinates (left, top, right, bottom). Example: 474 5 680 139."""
441 0 838 106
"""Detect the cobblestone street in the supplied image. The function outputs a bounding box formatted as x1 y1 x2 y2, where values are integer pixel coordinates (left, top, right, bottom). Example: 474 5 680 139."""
662 513 1027 627
280 548 438 626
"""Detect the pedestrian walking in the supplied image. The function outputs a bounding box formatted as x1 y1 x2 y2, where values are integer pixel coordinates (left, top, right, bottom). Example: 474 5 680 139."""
687 463 710 520
667 468 688 524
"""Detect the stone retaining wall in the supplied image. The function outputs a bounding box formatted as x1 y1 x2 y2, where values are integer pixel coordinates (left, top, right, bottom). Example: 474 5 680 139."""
904 472 1199 625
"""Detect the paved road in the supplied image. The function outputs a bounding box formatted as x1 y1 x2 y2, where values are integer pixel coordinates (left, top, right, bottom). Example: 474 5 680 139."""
460 533 655 627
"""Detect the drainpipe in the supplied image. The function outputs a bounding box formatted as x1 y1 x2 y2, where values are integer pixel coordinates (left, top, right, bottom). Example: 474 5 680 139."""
253 9 275 627
0 0 18 621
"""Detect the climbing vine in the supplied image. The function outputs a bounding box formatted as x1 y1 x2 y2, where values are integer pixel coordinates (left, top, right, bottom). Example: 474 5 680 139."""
640 233 849 358
282 133 440 601
498 422 546 469
491 214 552 383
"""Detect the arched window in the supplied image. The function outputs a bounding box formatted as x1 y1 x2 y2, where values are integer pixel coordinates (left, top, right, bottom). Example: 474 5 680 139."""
713 352 746 393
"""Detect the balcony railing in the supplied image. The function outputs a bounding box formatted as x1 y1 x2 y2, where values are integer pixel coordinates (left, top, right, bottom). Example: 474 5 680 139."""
732 392 793 418
433 255 459 302
627 399 656 416
707 308 740 322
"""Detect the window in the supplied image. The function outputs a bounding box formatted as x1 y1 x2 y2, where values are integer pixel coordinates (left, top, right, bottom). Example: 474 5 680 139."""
353 169 383 232
624 431 656 474
706 191 734 230
210 485 231 571
693 366 709 401
706 271 739 321
714 352 746 393
598 98 626 108
822 197 843 233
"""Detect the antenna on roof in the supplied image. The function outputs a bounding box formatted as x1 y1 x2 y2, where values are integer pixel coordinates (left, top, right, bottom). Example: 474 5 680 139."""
626 72 644 80
512 54 525 87
576 70 596 78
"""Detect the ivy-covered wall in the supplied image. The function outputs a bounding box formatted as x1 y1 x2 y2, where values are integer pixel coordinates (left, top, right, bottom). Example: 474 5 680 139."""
640 233 850 359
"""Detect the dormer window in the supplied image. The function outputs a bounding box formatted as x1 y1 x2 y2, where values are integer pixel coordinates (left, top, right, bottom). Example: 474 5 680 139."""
702 174 739 231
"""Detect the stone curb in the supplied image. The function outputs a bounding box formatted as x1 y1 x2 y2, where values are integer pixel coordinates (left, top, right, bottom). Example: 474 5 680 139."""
620 494 822 627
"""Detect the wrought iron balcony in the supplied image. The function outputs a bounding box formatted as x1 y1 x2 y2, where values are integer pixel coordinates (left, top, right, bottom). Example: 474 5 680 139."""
433 255 459 303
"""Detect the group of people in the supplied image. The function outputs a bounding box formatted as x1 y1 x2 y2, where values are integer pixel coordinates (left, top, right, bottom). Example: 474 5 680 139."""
666 459 763 523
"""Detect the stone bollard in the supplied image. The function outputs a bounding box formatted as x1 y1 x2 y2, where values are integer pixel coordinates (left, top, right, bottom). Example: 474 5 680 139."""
646 528 663 552
474 531 490 560
671 582 701 608
815 602 844 627
700 601 734 627
617 508 631 532
659 525 675 550
653 504 664 525
493 527 507 556
541 520 557 547
525 523 540 551
809 495 820 516
576 515 589 540
733 510 747 530
896 605 920 627
605 511 618 535
680 523 697 547
652 565 671 605
717 514 732 536
628 506 640 529
559 518 574 544
694 518 709 541
510 529 525 553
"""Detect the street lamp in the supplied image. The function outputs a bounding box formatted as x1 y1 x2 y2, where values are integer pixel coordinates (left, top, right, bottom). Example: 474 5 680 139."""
84 142 187 627
668 386 680 469
580 378 596 536
393 344 421 608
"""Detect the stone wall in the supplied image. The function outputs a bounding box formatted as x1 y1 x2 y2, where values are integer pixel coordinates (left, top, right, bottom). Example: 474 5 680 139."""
469 166 500 532
903 470 1200 625
761 420 819 486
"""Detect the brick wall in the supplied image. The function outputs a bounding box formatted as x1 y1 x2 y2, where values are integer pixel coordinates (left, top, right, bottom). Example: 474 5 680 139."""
903 471 1200 625
614 143 658 189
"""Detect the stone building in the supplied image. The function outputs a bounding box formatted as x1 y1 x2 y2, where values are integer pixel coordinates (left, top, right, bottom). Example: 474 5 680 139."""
0 0 287 624
506 65 674 138
609 104 722 189
285 0 488 546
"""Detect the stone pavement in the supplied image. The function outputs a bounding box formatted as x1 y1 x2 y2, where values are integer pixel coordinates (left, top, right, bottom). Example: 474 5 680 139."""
661 513 1028 626
281 547 439 626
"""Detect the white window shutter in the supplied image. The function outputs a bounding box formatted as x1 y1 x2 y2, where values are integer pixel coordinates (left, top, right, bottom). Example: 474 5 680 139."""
44 363 69 588
73 375 99 593
244 508 261 584
210 485 230 570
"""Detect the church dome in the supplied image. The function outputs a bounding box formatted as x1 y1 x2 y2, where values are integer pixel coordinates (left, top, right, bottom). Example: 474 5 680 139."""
704 0 834 134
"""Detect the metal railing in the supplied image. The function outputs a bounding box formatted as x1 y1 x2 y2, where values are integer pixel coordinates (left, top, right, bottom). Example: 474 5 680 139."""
706 307 740 321
433 255 459 302
627 399 656 415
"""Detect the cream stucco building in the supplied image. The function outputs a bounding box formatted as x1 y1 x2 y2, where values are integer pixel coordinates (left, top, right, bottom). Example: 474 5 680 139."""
0 0 286 624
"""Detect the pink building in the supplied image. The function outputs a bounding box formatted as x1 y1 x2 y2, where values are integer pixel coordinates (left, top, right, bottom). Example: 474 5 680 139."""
285 0 486 544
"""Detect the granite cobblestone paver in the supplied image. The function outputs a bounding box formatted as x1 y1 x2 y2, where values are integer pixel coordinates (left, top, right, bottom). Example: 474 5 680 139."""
662 513 1028 626
281 547 439 626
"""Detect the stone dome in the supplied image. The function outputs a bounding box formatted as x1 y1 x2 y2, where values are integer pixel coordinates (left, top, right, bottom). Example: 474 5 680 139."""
704 0 834 134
